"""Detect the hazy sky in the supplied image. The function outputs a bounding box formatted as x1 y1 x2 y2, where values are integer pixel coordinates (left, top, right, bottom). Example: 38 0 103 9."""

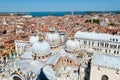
0 0 119 12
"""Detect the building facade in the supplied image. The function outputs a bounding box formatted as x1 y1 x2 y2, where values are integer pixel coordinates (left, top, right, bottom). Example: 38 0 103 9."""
75 31 120 56
90 54 120 80
15 40 29 57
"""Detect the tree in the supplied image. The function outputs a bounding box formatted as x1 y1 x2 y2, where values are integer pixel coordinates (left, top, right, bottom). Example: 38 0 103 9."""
93 19 100 24
77 50 85 58
2 30 7 34
109 23 115 26
85 19 92 23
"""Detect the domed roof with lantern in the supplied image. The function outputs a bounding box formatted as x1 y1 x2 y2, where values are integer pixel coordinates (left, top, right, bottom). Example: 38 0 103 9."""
45 29 61 47
46 31 60 42
32 38 51 56
65 38 80 52
29 35 39 44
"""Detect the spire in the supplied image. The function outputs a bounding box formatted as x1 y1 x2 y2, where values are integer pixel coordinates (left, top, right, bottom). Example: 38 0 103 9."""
72 10 74 16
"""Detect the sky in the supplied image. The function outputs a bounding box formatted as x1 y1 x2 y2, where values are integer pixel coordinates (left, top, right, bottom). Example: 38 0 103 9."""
0 0 120 12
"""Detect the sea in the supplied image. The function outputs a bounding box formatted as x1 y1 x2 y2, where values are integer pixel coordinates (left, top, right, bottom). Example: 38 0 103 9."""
0 11 120 17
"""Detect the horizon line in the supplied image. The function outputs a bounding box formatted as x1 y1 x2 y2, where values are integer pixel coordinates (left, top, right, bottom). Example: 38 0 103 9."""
0 10 120 13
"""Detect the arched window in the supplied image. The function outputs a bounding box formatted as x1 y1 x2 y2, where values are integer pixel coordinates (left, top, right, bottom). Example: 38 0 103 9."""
113 39 115 41
67 59 69 63
117 51 119 54
101 75 109 80
13 76 22 80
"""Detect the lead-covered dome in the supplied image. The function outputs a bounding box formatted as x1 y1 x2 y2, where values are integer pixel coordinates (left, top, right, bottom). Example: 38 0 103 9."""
59 31 67 44
29 35 39 44
45 31 60 47
32 39 51 56
65 39 80 52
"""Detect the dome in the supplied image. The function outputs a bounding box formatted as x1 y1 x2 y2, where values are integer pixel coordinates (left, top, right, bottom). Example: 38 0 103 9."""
46 32 60 42
29 36 39 44
59 31 67 44
65 39 80 52
32 40 51 56
45 31 60 47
